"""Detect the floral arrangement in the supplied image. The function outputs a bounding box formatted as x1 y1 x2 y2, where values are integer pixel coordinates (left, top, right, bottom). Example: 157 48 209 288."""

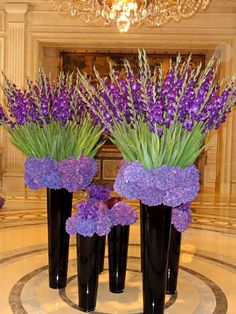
66 184 138 237
75 50 236 232
0 71 104 191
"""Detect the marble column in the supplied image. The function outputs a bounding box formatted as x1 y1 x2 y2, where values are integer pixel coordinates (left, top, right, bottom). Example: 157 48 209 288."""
2 3 28 190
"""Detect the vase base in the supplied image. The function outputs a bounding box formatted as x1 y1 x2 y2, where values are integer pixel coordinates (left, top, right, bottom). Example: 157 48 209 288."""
166 289 177 295
49 283 66 290
109 288 125 294
109 274 125 294
78 307 95 312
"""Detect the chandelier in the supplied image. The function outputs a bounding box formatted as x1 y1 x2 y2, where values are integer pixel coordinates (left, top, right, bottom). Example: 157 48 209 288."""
51 0 211 33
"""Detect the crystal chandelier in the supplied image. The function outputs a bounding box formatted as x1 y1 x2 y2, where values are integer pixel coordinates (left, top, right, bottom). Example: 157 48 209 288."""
51 0 212 33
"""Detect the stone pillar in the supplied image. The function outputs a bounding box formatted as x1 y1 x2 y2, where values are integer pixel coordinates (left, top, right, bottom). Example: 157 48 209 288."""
217 39 236 195
2 3 28 190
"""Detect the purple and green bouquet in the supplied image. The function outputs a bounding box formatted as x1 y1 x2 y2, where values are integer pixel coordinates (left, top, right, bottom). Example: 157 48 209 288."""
75 50 236 231
66 184 138 237
77 51 236 168
0 71 104 191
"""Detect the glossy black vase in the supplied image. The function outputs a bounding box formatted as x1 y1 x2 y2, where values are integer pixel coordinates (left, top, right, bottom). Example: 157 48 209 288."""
108 225 130 293
98 236 106 274
76 234 100 312
166 225 181 295
47 188 73 289
141 203 172 314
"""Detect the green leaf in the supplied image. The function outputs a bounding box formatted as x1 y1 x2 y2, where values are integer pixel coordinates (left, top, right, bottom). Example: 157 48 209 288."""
8 119 104 160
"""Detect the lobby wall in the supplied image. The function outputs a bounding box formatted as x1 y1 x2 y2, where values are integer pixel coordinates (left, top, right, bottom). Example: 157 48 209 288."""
0 0 236 194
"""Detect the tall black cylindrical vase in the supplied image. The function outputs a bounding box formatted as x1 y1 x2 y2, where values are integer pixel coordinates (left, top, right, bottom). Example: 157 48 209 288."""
98 236 106 274
140 200 144 273
47 188 72 289
76 234 100 312
141 203 172 314
108 225 130 293
166 225 181 295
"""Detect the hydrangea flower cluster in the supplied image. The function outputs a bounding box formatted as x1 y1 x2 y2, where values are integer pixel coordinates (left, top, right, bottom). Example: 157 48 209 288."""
114 161 199 232
87 183 111 201
66 184 137 237
24 156 98 192
172 203 192 232
114 161 199 207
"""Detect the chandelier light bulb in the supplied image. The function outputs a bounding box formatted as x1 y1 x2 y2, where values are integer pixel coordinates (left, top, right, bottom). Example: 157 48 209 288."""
101 7 109 19
117 14 131 32
109 10 116 20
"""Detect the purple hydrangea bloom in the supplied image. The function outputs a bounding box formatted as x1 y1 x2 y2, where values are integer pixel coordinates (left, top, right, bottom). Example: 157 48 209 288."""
140 187 166 206
87 183 111 201
178 165 200 186
66 192 137 237
67 199 111 237
96 209 112 236
24 158 44 190
163 188 186 207
154 166 181 190
76 218 97 237
24 155 98 192
25 157 62 190
76 199 98 220
114 161 199 207
65 215 78 235
114 161 143 200
172 203 192 232
59 156 98 192
109 201 138 226
41 157 62 189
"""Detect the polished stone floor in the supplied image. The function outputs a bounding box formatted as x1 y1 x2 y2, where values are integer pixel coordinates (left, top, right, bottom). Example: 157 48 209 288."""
0 188 236 313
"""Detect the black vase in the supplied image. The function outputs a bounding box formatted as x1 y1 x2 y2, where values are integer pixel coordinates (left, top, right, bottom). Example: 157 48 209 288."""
108 225 130 293
76 234 100 312
140 200 144 273
47 188 72 289
98 236 106 274
166 225 181 295
140 203 172 314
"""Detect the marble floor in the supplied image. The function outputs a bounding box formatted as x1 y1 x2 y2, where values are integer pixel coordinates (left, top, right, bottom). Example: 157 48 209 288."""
0 189 236 314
